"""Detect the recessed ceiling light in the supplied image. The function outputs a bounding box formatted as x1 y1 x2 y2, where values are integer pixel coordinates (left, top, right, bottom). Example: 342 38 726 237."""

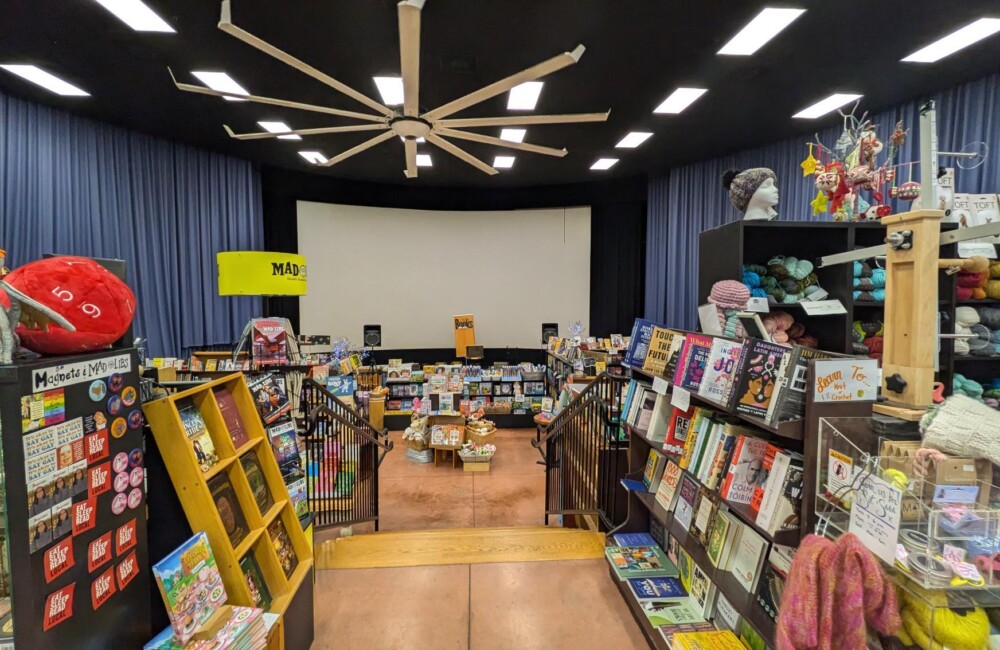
90 0 175 32
500 128 527 143
373 77 403 105
590 158 618 171
298 151 327 164
191 71 248 101
258 121 301 140
416 154 432 167
653 88 707 114
793 93 863 119
616 132 653 148
902 18 1000 62
507 81 543 110
0 65 89 96
717 8 805 56
493 156 515 169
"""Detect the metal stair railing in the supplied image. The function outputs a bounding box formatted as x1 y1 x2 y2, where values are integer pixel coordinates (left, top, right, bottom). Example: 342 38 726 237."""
531 373 629 529
302 379 393 530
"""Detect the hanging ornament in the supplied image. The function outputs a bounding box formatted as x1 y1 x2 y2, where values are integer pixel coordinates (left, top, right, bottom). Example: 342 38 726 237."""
897 181 921 201
800 144 818 176
810 190 828 216
890 120 908 149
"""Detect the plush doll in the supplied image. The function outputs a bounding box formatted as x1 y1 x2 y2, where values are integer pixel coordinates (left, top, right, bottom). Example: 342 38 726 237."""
707 280 750 338
0 255 136 363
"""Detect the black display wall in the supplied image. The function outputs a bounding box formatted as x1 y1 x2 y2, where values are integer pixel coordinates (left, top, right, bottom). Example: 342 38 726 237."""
260 167 647 338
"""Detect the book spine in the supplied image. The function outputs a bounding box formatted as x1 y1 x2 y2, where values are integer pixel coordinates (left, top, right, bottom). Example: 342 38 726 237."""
765 350 797 425
750 445 779 512
697 424 722 483
679 410 703 469
707 433 737 491
719 435 747 500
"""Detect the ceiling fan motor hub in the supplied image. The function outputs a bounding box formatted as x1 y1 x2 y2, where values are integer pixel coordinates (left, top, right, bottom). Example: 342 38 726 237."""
390 116 432 138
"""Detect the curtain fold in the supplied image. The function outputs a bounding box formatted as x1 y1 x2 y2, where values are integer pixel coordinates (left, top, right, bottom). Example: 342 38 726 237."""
647 72 1000 329
0 91 263 357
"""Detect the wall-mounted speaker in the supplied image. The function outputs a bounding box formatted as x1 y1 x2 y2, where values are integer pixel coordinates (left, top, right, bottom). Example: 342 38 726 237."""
541 323 558 344
363 324 382 347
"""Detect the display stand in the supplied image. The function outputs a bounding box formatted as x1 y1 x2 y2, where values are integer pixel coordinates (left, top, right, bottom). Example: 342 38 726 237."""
142 374 314 650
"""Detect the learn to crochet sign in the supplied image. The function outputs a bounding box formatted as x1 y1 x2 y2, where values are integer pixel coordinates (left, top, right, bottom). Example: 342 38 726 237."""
848 474 903 564
813 359 879 402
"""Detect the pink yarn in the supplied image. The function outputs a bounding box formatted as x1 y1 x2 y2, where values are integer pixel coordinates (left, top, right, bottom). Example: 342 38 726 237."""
762 310 795 343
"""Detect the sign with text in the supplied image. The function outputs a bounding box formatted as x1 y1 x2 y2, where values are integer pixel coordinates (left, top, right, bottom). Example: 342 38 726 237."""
813 359 879 402
453 314 476 357
217 251 307 296
671 386 691 412
848 474 903 564
800 299 846 316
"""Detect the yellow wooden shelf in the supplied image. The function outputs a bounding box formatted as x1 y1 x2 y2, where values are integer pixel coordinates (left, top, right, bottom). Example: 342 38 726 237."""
270 558 315 615
204 454 238 480
236 436 264 457
263 500 289 527
233 527 265 560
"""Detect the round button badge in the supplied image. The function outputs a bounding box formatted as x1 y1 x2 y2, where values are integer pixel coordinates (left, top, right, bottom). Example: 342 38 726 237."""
127 410 144 430
129 449 143 468
114 472 129 493
121 386 137 407
111 418 127 439
108 373 125 393
89 380 107 402
113 452 129 473
130 466 144 487
111 493 127 515
127 487 142 510
107 395 122 416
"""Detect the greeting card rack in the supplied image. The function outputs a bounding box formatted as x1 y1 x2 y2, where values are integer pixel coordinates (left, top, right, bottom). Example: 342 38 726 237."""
143 374 314 650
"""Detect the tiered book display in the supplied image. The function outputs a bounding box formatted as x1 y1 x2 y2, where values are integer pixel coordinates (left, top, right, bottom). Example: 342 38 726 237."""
143 374 314 650
546 336 626 400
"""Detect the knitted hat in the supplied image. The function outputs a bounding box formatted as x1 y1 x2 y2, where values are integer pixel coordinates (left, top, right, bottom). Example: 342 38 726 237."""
921 394 1000 464
722 167 777 213
708 280 751 309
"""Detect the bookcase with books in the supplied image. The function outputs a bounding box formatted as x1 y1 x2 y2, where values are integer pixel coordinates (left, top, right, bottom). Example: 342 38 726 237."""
143 374 314 650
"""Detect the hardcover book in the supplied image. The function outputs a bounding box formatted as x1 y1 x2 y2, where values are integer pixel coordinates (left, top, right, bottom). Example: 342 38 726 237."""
247 373 292 424
176 399 219 474
268 519 298 578
674 474 700 532
720 435 769 505
625 318 658 370
690 487 720 547
643 449 667 491
239 553 272 611
706 509 741 570
750 444 781 513
740 620 767 650
731 339 790 419
730 525 769 594
641 327 677 376
627 576 687 602
214 387 250 449
673 333 714 392
642 599 706 627
152 532 226 645
697 338 744 406
605 545 676 579
755 544 795 621
240 450 274 515
654 460 683 511
207 473 249 548
755 451 804 535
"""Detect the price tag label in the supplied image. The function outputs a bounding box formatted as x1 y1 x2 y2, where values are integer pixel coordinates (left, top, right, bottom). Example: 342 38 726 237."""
800 299 847 316
671 386 691 411
652 376 670 395
958 242 998 259
806 288 830 301
746 297 770 312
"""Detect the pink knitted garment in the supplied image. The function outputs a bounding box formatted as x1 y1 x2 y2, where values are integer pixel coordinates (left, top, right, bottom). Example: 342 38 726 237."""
776 533 900 650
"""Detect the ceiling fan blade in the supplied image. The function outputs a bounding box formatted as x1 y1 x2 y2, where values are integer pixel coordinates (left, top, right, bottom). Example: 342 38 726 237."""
422 44 585 121
436 112 609 128
425 134 498 175
398 0 424 117
318 131 397 167
168 68 385 122
435 128 567 157
219 0 394 117
404 138 418 178
223 123 389 141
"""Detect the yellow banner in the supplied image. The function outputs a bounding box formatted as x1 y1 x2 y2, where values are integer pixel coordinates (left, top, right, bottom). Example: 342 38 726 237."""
453 314 476 357
217 251 307 296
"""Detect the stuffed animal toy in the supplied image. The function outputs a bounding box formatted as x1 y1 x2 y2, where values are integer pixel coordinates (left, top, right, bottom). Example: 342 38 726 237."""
708 280 750 338
0 255 136 363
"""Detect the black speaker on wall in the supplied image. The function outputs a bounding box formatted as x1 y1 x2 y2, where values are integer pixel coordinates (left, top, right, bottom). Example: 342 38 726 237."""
363 324 382 347
541 323 558 344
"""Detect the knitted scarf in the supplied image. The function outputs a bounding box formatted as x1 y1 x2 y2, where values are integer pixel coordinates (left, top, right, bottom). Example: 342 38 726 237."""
776 533 900 650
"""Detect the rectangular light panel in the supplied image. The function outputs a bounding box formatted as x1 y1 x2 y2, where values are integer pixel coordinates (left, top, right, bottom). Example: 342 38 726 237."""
416 154 432 167
793 92 863 119
507 81 543 110
91 0 175 32
191 71 248 101
373 77 403 105
493 156 515 169
616 132 653 148
0 65 89 96
717 8 805 55
500 128 526 143
653 88 707 114
590 158 618 171
258 121 301 140
298 151 327 164
902 18 1000 62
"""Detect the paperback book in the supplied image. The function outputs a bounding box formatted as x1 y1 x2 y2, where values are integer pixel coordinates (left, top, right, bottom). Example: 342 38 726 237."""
697 338 744 405
268 519 298 578
605 545 676 579
641 327 678 376
251 318 289 366
674 474 700 532
654 460 683 511
177 399 219 474
673 333 714 392
213 387 250 449
688 563 717 618
720 435 769 505
690 488 720 547
732 339 790 419
641 599 706 627
240 450 274 515
152 532 227 645
625 318 658 370
706 510 741 570
643 449 667 491
267 421 303 479
248 373 292 424
658 622 717 647
730 525 769 594
626 576 687 602
673 630 745 649
765 345 841 425
207 473 249 548
612 532 657 547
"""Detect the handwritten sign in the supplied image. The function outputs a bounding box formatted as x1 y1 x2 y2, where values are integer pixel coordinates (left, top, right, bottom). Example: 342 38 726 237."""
848 474 903 564
800 299 846 316
671 386 691 412
652 376 670 395
813 359 879 402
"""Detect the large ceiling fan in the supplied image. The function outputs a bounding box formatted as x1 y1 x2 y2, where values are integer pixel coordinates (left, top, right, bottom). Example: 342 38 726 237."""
169 0 609 178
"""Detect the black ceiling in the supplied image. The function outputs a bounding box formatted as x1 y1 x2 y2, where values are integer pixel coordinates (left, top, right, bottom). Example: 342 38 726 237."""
3 0 1000 188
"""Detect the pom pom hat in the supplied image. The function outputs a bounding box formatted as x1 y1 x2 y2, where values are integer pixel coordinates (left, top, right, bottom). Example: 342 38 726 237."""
723 168 777 213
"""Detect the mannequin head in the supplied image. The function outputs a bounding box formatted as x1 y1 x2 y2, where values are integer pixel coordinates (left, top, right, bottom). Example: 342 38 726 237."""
723 168 779 220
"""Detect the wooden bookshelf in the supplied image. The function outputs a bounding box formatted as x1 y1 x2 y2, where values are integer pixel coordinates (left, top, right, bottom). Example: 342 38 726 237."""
143 373 314 650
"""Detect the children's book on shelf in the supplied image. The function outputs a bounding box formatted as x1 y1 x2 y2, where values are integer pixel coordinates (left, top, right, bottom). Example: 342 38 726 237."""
720 435 769 505
204 358 219 372
731 339 789 419
730 524 769 594
239 553 272 611
268 519 298 578
267 421 303 478
605 545 676 579
698 338 744 405
672 629 745 650
765 345 841 425
688 563 717 618
247 373 292 424
251 318 289 365
673 333 714 392
625 318 657 369
176 398 219 474
207 473 249 548
750 443 781 513
626 576 687 603
641 599 706 627
654 460 683 511
240 450 274 515
663 405 695 456
707 509 742 570
214 386 250 449
288 476 309 517
326 375 357 398
152 532 227 645
755 449 805 534
755 544 795 622
674 474 700 532
643 449 667 491
612 531 658 547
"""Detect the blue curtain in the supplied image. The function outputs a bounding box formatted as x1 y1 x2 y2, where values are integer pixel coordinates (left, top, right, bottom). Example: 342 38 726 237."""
647 71 1000 329
0 91 263 357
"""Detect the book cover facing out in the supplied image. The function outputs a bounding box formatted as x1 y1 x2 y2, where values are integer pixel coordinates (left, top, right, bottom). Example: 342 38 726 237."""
732 339 789 419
